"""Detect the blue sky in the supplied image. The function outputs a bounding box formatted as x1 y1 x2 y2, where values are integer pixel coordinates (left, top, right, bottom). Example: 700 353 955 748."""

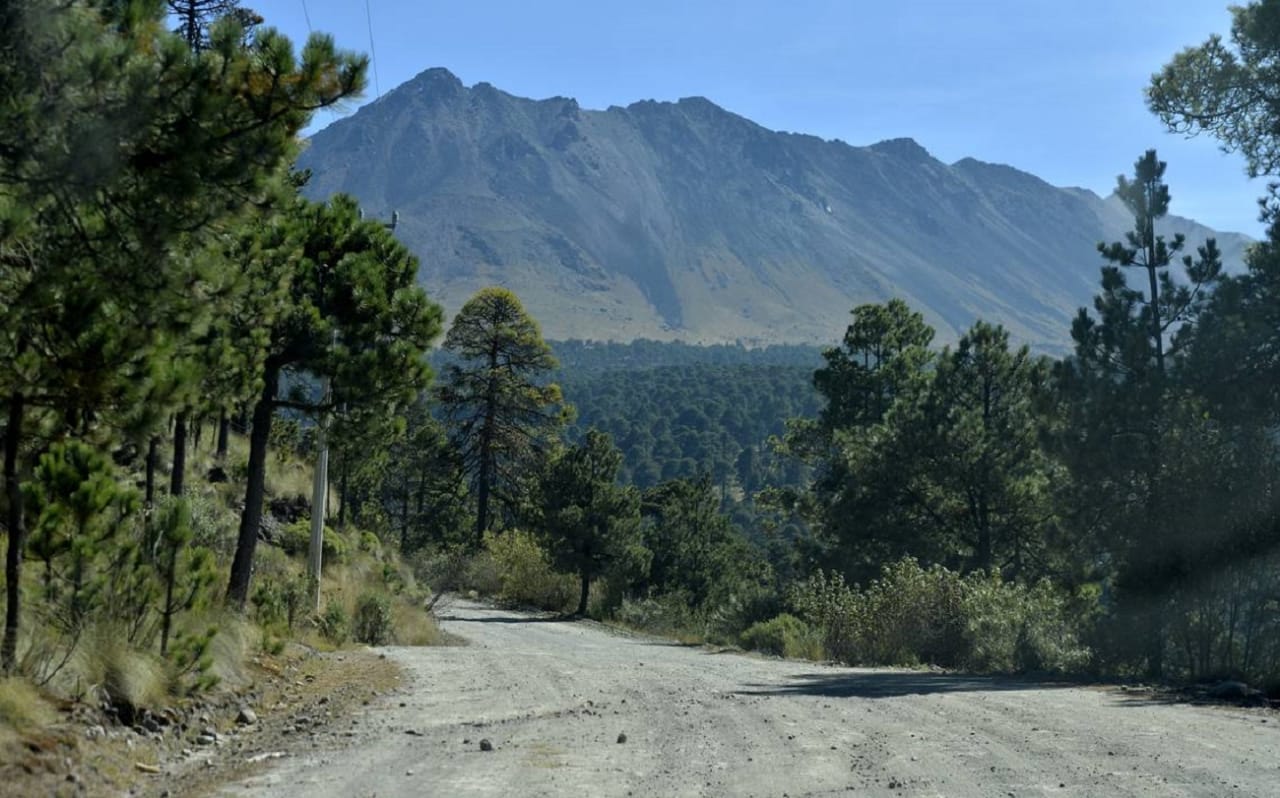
254 0 1266 235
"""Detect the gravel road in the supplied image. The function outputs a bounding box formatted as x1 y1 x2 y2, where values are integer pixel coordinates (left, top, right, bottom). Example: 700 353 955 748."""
223 600 1278 797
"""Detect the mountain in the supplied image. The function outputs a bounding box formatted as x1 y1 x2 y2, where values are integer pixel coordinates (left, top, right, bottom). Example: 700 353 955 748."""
297 67 1253 351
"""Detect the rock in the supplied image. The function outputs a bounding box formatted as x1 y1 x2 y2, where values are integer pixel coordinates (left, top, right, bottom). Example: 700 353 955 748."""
195 734 217 746
479 738 494 752
617 732 628 744
236 707 258 726
258 515 282 545
85 725 106 740
268 494 310 524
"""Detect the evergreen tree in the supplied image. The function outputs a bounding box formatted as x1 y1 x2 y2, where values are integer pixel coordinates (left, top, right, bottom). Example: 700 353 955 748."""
537 430 645 616
774 301 935 579
639 475 767 607
437 288 566 546
1148 0 1280 178
895 322 1057 576
1055 151 1222 677
1 0 366 670
225 194 443 608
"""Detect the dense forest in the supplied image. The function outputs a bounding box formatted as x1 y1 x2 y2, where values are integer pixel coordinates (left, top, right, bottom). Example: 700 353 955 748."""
556 353 819 489
4 0 1280 745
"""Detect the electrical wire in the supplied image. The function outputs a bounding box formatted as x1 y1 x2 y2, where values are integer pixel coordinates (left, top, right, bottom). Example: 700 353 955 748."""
364 0 381 98
299 0 313 32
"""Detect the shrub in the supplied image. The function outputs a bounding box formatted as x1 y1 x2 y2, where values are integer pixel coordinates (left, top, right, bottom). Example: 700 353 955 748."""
186 490 238 558
353 592 394 646
279 520 348 563
319 602 349 644
485 530 577 612
251 574 308 630
705 583 782 646
788 558 1093 673
359 530 383 555
612 593 706 641
962 576 1093 673
740 613 824 660
460 550 503 596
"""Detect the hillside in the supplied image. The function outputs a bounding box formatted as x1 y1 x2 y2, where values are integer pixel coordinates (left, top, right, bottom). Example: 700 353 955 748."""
298 68 1252 350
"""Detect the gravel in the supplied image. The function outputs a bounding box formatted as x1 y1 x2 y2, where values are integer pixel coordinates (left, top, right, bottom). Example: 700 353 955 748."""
221 600 1280 797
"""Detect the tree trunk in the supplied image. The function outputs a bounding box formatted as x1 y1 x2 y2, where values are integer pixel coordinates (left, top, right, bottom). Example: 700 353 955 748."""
576 571 590 617
2 392 25 673
226 364 279 609
337 455 349 529
170 411 188 496
475 375 498 548
216 411 230 460
400 485 410 551
145 436 159 506
160 540 178 656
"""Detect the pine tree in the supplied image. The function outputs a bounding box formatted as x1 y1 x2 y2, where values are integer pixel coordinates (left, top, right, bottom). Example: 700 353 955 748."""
537 430 646 616
224 194 443 608
437 288 567 546
1055 151 1222 677
1 0 367 670
896 321 1056 576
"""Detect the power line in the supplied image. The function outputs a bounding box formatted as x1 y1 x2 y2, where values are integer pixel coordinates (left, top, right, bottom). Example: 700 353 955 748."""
299 0 312 32
364 0 381 98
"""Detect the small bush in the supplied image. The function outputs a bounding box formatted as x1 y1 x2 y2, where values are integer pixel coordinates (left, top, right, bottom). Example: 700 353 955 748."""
251 575 308 630
319 602 349 644
98 638 168 709
392 602 442 646
788 558 1092 673
460 550 503 596
612 593 706 642
706 583 782 645
353 592 394 646
485 530 577 612
186 490 238 558
359 530 382 555
278 520 348 563
740 613 824 660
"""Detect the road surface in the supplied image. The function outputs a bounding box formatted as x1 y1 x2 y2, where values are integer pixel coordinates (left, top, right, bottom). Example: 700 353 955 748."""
223 601 1279 797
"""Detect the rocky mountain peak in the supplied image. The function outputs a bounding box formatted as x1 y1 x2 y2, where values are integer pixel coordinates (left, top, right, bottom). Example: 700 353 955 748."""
298 71 1252 350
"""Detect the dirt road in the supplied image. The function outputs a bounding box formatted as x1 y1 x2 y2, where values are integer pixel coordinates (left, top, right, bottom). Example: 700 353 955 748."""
222 601 1278 797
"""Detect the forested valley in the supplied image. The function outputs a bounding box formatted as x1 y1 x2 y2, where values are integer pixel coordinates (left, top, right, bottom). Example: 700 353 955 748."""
4 2 1280 791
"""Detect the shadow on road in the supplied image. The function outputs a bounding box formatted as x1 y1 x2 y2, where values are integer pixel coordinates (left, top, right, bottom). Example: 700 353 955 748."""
436 613 576 624
738 671 1071 699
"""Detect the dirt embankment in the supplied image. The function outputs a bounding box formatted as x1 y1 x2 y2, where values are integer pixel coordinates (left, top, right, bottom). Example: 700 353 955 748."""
214 600 1280 798
3 647 402 798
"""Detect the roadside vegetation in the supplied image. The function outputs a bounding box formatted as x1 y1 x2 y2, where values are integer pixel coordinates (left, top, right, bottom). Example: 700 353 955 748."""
4 4 1280 793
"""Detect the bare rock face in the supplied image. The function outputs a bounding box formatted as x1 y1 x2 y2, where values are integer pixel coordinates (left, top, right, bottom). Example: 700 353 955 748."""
298 67 1250 350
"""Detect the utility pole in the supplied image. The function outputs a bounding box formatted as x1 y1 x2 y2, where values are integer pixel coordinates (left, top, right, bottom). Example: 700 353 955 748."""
307 208 400 611
307 335 334 612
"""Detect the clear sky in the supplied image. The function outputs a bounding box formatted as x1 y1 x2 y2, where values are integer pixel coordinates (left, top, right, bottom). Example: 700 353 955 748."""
253 0 1267 235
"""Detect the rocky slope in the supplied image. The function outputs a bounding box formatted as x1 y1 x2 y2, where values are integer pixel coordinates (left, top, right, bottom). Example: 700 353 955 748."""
298 68 1252 350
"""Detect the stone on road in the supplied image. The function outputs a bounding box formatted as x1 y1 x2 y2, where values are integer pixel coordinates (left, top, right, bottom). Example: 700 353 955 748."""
222 601 1278 797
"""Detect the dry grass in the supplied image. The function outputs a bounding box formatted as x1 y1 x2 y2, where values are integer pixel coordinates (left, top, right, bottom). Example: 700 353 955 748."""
392 602 442 646
0 677 57 735
85 629 169 710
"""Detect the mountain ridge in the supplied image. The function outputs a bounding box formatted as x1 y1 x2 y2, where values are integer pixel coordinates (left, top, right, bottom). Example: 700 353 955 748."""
298 67 1252 351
